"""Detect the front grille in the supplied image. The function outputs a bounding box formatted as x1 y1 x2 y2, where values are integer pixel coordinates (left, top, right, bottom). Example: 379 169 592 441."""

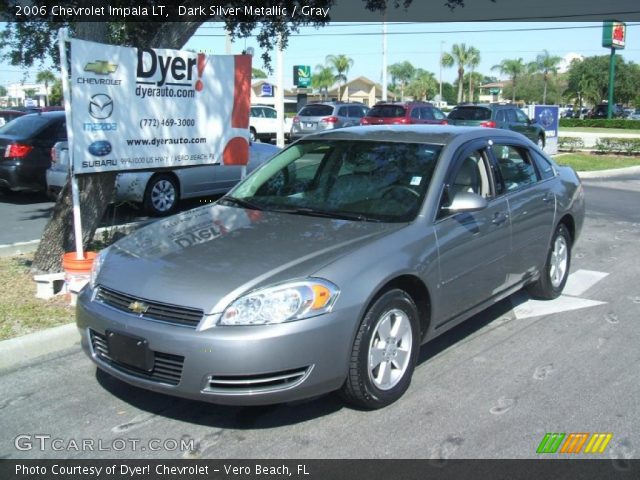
205 367 312 394
90 330 184 386
95 286 203 328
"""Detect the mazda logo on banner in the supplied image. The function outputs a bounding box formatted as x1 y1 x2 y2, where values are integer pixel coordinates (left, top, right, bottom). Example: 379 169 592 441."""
89 94 114 119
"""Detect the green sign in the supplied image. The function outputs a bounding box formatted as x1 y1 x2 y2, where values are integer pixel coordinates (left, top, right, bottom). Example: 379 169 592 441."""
293 65 311 88
489 88 501 95
602 21 626 49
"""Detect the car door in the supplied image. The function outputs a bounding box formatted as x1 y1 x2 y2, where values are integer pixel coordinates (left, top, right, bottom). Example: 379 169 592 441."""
511 109 537 142
489 141 556 282
433 141 512 326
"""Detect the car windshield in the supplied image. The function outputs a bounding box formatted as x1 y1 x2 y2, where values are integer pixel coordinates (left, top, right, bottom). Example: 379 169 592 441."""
369 105 407 118
226 140 442 223
0 114 51 136
448 107 491 121
298 105 334 117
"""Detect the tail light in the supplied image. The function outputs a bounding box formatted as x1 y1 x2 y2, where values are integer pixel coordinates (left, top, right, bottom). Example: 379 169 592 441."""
292 116 300 124
480 120 497 128
50 146 58 165
321 116 339 124
440 119 449 125
393 118 409 124
360 118 370 125
5 143 33 158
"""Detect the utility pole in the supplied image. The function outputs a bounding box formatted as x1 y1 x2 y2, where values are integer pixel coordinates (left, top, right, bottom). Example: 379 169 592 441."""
276 34 285 148
382 20 388 102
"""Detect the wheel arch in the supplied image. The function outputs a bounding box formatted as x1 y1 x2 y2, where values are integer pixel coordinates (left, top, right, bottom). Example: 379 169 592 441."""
366 274 432 342
558 213 575 244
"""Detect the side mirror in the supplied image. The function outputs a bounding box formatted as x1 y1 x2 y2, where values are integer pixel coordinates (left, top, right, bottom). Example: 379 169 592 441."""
443 192 488 213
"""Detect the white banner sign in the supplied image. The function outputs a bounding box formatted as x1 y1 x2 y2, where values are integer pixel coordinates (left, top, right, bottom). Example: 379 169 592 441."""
69 38 251 173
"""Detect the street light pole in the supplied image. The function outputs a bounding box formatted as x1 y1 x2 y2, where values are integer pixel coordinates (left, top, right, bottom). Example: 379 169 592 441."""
439 41 445 102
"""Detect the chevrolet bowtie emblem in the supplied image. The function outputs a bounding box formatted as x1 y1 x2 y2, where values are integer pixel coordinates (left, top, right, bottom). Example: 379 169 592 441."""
128 301 149 314
84 60 118 75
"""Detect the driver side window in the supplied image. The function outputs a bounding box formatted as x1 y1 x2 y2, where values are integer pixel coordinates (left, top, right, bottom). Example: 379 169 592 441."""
439 149 491 218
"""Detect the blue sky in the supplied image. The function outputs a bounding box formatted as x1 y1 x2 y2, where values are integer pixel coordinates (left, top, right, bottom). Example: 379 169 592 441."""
1 22 639 89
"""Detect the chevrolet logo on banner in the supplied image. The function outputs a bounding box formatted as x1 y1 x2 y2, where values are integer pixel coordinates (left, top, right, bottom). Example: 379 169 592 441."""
537 432 613 454
84 60 119 75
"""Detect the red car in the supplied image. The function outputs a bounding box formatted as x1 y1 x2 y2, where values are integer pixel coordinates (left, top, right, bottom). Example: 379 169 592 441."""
0 109 26 127
361 102 448 126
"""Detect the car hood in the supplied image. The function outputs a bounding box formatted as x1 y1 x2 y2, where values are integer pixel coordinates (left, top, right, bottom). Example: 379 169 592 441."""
98 204 403 313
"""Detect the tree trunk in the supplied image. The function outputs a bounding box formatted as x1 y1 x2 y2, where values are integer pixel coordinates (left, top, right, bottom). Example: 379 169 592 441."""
542 73 548 105
457 71 464 104
32 173 117 273
512 77 516 103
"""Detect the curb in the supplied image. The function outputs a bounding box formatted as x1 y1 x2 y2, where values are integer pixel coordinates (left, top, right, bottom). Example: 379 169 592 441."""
0 323 79 370
0 220 151 258
577 165 640 179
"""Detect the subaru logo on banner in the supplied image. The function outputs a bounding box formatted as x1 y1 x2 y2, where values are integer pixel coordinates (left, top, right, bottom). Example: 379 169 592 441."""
261 83 273 97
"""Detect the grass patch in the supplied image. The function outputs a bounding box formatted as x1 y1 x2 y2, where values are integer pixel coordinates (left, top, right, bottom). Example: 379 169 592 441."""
560 127 640 135
0 254 74 341
553 153 640 171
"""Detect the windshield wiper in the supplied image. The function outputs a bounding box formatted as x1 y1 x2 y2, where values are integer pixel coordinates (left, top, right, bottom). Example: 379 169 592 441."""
270 207 381 222
219 196 264 211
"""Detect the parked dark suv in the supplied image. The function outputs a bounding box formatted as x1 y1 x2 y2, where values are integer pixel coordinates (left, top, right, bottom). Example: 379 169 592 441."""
290 102 369 140
447 103 546 148
360 102 448 126
0 111 67 192
587 104 625 119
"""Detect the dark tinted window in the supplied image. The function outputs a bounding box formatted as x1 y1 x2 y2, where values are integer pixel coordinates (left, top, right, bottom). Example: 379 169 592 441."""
515 109 529 123
298 104 334 117
448 107 491 121
432 108 446 120
530 150 555 180
421 108 435 120
348 106 366 118
368 105 407 118
492 144 538 192
496 110 507 123
337 107 348 117
506 109 518 122
0 114 54 137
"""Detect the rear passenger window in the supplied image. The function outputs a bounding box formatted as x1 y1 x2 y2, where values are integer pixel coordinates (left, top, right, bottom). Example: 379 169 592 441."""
337 107 348 117
492 145 538 193
530 150 555 180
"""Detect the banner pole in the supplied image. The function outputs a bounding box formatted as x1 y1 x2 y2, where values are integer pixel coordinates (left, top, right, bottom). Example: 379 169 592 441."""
58 28 84 260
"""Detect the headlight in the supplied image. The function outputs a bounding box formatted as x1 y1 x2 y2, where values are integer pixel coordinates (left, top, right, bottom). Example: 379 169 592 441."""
90 248 108 289
219 279 339 326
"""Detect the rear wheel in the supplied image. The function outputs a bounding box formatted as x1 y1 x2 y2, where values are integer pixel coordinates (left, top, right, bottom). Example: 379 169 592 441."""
341 289 420 409
249 127 257 143
527 223 571 299
143 174 179 216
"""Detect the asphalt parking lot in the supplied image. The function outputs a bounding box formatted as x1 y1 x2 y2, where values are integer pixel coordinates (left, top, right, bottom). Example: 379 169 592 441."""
0 171 638 460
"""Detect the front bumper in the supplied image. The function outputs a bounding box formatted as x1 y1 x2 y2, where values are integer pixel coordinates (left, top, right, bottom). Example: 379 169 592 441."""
76 287 356 405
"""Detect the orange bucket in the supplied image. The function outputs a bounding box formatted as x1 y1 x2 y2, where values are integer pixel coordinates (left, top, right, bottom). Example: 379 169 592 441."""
62 252 97 302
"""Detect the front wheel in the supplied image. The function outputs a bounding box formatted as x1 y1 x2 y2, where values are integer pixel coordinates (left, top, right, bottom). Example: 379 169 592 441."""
537 135 545 149
527 223 572 299
143 174 179 216
341 289 420 409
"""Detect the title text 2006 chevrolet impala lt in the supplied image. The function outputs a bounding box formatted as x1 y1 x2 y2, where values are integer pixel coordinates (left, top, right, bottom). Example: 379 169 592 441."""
77 126 584 409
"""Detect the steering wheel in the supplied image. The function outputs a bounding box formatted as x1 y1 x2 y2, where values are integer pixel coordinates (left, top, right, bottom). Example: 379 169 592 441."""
381 185 420 199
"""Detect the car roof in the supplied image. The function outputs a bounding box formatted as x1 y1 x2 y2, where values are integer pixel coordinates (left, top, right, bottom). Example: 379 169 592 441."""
298 124 528 145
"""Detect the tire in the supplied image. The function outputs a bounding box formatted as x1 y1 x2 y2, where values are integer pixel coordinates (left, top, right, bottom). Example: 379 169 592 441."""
341 289 420 409
527 223 572 300
143 174 179 216
249 127 257 143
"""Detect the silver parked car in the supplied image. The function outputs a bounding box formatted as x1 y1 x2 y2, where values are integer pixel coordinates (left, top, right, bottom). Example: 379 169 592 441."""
46 141 280 215
77 126 585 409
290 102 369 140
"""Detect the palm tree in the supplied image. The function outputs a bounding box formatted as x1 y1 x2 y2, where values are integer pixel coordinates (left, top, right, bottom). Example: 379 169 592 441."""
529 49 563 104
312 65 335 101
441 43 477 104
406 69 437 101
36 70 57 107
466 47 481 103
325 54 354 101
491 58 525 103
388 61 416 101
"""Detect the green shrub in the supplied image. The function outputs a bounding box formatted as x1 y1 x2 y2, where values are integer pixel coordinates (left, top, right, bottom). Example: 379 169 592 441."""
558 137 585 152
560 119 640 129
594 137 640 154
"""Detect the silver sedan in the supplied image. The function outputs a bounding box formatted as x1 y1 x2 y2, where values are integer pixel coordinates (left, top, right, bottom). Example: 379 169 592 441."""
46 141 281 215
77 126 584 409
